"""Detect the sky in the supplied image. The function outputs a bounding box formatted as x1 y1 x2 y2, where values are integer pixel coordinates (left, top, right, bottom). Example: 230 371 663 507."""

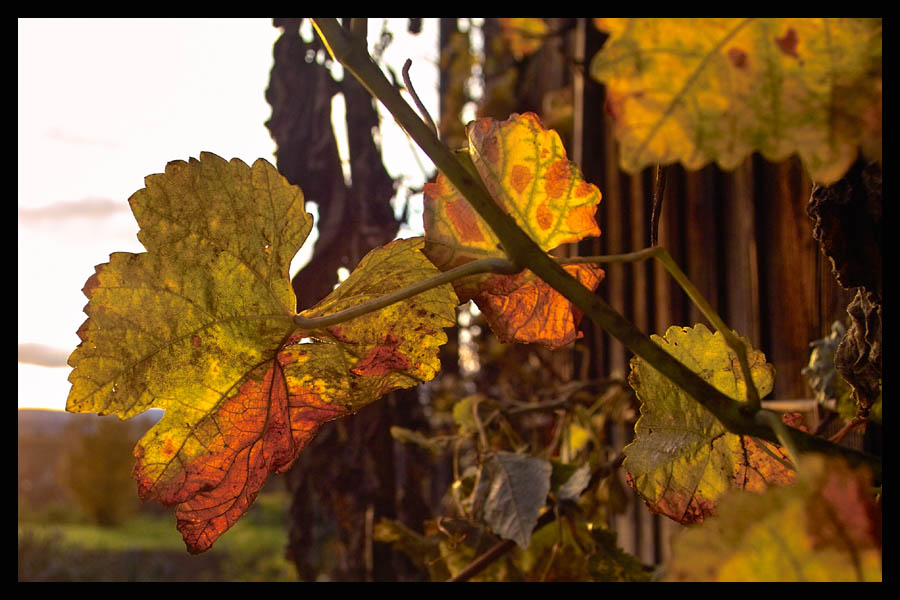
18 18 440 411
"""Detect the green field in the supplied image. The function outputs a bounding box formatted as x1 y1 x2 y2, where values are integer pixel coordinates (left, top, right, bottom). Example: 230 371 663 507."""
18 491 300 582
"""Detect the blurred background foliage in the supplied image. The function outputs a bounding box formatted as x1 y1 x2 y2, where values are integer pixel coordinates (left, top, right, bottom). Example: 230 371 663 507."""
19 17 879 582
18 410 298 581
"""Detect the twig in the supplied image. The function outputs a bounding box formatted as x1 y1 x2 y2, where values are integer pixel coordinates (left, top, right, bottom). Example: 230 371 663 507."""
564 248 761 411
828 416 868 445
538 526 562 582
447 453 626 582
760 399 820 412
507 378 623 414
650 164 667 246
587 452 625 490
448 509 557 582
754 410 801 469
447 536 517 582
402 59 438 138
812 410 837 436
450 438 468 517
748 436 795 472
471 394 490 452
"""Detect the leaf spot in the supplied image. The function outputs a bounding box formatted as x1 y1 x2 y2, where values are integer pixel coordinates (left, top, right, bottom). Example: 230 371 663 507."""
536 202 553 230
544 160 571 199
774 28 799 58
510 164 533 194
727 47 748 69
446 199 485 243
350 334 412 377
162 437 176 458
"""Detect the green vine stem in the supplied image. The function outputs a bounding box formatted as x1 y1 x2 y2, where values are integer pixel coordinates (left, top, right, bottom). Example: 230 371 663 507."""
293 256 519 330
309 18 881 480
749 436 796 473
565 247 761 410
754 410 802 470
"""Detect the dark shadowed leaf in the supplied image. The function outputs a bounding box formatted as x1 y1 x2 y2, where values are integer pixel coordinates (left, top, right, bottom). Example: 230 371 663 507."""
473 451 552 548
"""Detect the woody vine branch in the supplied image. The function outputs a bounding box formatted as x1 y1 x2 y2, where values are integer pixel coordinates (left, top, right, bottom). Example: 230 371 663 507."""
309 18 880 479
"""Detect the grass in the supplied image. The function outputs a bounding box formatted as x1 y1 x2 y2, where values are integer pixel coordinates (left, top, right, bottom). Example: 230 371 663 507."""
18 490 300 582
22 514 186 552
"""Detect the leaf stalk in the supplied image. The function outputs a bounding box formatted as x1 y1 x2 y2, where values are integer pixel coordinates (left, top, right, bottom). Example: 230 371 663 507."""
293 256 519 330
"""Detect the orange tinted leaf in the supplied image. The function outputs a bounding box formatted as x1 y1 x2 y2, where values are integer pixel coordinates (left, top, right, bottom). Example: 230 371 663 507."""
424 113 603 349
67 154 456 553
469 264 603 348
138 355 349 553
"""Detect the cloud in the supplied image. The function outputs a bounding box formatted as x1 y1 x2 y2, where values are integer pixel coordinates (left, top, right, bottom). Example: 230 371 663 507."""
46 127 120 148
18 197 129 223
18 343 71 368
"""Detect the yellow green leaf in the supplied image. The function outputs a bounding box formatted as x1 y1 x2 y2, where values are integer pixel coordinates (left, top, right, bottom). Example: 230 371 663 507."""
499 18 548 61
591 18 882 184
423 112 604 349
69 153 308 424
67 153 457 553
624 324 794 524
666 455 882 581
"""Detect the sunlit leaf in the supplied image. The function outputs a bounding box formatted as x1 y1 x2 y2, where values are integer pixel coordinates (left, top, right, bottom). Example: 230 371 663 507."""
666 455 882 581
624 324 794 524
67 153 457 553
591 18 882 184
424 112 604 349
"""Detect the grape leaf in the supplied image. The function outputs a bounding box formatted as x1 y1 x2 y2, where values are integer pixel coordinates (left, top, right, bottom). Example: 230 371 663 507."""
423 112 604 349
473 451 552 549
666 455 881 581
624 324 795 524
67 152 457 553
554 463 591 502
590 18 882 184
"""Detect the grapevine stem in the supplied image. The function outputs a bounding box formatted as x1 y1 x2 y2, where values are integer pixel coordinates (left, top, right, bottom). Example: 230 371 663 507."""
754 410 801 469
650 164 666 246
749 436 796 472
564 248 761 411
310 18 881 480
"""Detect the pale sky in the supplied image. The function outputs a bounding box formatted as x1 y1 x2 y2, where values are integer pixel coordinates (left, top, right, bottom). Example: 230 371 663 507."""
18 18 439 411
